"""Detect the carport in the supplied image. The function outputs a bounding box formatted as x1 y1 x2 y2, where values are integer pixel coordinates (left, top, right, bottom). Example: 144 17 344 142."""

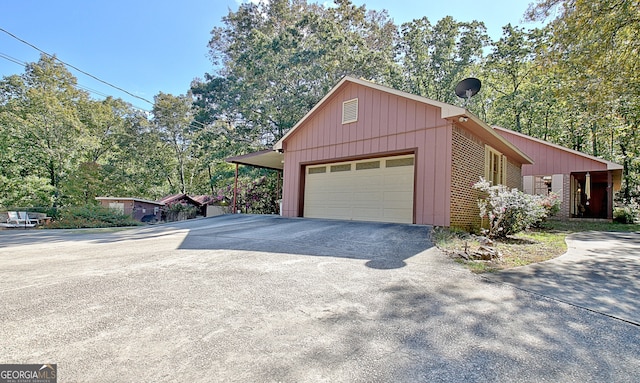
226 149 284 214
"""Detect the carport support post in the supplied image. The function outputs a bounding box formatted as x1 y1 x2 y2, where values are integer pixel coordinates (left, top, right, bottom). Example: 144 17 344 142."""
607 171 613 220
233 163 238 214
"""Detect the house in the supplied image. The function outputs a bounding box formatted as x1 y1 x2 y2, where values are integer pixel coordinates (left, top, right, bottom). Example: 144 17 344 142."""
229 76 533 230
95 197 164 222
192 194 231 217
158 193 203 209
494 126 622 220
157 193 204 221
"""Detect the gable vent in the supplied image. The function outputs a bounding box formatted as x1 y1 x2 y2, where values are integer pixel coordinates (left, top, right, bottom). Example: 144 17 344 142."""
342 98 358 124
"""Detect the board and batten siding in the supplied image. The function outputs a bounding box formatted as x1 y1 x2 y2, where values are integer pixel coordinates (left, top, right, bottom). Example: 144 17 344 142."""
496 128 609 175
280 81 454 226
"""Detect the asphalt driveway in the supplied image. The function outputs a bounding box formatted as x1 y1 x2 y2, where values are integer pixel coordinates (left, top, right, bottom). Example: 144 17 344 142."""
487 231 640 325
1 215 639 382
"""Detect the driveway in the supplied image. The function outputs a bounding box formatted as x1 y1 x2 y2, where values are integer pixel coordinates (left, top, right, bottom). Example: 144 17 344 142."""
1 215 639 382
487 231 640 325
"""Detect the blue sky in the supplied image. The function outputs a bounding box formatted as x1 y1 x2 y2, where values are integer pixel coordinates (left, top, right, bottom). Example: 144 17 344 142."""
0 0 544 111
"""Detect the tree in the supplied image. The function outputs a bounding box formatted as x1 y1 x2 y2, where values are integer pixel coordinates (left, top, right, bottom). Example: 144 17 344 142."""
204 0 399 145
152 92 196 194
0 54 87 206
483 24 540 132
397 16 488 104
527 0 640 199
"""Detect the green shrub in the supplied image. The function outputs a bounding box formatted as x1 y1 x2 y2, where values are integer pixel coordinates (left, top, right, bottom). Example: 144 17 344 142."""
614 206 638 224
46 205 141 229
163 203 198 222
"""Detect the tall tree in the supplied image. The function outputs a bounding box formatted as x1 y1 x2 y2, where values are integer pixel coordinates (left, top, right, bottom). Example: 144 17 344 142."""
397 16 488 104
527 0 640 198
152 92 196 194
0 54 87 206
204 0 399 146
483 24 540 132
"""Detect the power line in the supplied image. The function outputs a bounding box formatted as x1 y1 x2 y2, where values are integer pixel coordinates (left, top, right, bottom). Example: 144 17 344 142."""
0 52 151 111
0 52 24 66
0 26 153 105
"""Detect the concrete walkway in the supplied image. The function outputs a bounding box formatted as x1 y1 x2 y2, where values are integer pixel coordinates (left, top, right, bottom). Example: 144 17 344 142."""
487 231 640 325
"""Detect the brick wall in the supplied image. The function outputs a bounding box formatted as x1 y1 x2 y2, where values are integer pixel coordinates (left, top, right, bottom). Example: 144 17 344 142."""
450 126 484 231
505 158 522 190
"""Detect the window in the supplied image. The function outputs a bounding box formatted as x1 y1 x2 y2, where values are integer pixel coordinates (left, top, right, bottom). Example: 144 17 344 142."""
342 98 358 124
308 166 326 174
356 161 380 170
330 164 351 172
534 176 552 195
485 145 507 185
386 157 414 168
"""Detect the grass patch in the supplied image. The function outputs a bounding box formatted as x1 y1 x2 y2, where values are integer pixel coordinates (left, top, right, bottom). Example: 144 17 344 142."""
434 219 639 273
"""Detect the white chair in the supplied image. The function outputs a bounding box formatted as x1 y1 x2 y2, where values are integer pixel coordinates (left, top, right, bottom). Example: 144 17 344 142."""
7 211 38 227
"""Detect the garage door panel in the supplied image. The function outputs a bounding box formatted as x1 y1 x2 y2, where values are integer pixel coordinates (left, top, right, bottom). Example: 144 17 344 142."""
304 155 414 224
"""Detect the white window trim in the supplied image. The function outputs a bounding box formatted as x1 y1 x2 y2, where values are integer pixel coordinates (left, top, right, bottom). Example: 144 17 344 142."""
485 145 506 185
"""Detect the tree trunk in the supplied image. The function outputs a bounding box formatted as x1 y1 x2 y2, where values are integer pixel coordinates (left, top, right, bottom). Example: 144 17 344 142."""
619 142 631 201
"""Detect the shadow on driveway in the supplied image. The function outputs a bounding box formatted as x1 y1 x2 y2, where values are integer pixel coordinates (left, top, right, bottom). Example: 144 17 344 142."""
175 214 433 269
486 231 640 325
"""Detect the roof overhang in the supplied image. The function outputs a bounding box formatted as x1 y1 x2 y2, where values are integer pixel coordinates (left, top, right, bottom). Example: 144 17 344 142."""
493 126 623 170
226 149 284 170
455 114 534 164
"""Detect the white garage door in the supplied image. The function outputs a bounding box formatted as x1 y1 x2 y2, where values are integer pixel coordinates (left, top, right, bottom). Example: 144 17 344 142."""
304 155 414 223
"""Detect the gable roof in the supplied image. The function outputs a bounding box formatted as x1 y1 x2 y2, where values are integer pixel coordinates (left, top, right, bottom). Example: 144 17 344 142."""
493 126 622 171
273 76 533 164
157 193 202 206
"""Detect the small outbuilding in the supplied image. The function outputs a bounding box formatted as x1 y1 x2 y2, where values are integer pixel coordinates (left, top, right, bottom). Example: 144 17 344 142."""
95 197 164 222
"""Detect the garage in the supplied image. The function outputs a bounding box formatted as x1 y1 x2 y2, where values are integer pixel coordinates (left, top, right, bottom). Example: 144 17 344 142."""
303 154 415 223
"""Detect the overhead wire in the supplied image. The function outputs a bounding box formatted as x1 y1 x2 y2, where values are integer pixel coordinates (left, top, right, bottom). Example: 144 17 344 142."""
0 29 209 123
0 50 152 112
0 26 154 106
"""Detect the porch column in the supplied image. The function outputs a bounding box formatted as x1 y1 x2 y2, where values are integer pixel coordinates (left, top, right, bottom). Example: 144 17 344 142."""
607 170 613 220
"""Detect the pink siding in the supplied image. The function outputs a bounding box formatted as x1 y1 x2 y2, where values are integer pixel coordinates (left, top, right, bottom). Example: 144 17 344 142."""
497 129 608 175
281 82 453 226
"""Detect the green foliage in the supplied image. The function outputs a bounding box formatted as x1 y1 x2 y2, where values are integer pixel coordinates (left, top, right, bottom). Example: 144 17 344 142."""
46 205 141 229
0 174 55 208
204 0 400 145
164 203 198 222
398 16 488 103
613 202 638 224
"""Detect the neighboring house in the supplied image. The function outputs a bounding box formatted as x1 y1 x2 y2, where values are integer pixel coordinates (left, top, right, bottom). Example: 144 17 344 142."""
494 126 623 220
158 193 203 209
95 197 164 222
192 195 231 217
157 193 204 221
230 76 533 230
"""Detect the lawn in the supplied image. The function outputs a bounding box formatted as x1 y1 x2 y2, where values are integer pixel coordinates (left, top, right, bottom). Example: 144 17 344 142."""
433 220 640 273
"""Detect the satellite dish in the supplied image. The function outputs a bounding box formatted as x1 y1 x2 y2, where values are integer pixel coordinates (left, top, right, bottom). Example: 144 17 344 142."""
455 78 482 106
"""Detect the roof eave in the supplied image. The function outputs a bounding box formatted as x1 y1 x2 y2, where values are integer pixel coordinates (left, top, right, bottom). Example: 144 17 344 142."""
493 126 623 170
